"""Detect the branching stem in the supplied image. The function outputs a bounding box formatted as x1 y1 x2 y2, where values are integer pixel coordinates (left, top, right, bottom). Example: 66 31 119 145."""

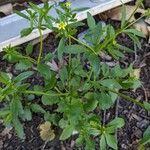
24 90 68 97
37 28 43 64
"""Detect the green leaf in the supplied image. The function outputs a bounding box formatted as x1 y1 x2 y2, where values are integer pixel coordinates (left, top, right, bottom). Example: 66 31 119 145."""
57 38 65 61
15 60 32 71
105 134 117 150
116 44 133 52
21 28 33 37
0 72 11 84
143 126 150 141
101 63 110 77
44 53 54 62
34 85 44 92
123 29 146 38
14 71 33 83
37 63 51 80
127 33 142 49
121 4 126 28
42 91 59 105
13 118 25 139
0 110 10 118
15 10 29 20
60 124 74 140
10 97 20 118
121 79 141 89
100 134 107 150
108 49 124 59
144 102 150 112
59 118 68 129
107 118 125 130
108 25 116 38
26 43 33 55
98 92 113 110
139 126 150 147
30 104 46 113
85 136 95 150
64 44 88 54
100 79 122 89
76 135 84 147
29 2 41 12
59 66 68 85
87 12 96 30
23 108 32 121
44 112 60 126
84 92 98 112
88 53 100 77
17 83 30 92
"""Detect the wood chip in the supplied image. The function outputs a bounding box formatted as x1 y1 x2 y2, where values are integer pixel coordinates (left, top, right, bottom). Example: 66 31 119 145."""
99 5 145 22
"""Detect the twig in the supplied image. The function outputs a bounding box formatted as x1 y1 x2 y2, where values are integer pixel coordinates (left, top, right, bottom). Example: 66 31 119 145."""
42 141 48 150
141 84 148 102
133 43 138 65
103 110 106 126
115 98 119 139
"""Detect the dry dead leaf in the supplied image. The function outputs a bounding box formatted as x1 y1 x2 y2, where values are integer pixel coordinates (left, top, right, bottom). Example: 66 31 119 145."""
1 127 12 139
133 19 149 37
130 69 141 79
99 5 145 22
145 17 150 25
0 3 13 15
39 121 55 142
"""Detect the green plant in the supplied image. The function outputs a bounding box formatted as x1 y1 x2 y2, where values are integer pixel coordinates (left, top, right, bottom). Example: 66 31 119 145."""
15 2 53 64
138 126 150 150
1 0 150 149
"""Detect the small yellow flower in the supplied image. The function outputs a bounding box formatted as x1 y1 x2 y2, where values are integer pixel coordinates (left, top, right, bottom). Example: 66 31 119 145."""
57 21 67 30
65 2 71 8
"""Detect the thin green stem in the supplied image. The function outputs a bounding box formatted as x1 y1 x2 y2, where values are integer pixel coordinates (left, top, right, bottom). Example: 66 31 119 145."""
24 90 68 97
54 87 63 94
117 11 145 35
123 14 145 30
24 56 36 64
68 37 72 92
69 35 97 55
37 28 43 64
68 37 72 68
87 68 93 81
